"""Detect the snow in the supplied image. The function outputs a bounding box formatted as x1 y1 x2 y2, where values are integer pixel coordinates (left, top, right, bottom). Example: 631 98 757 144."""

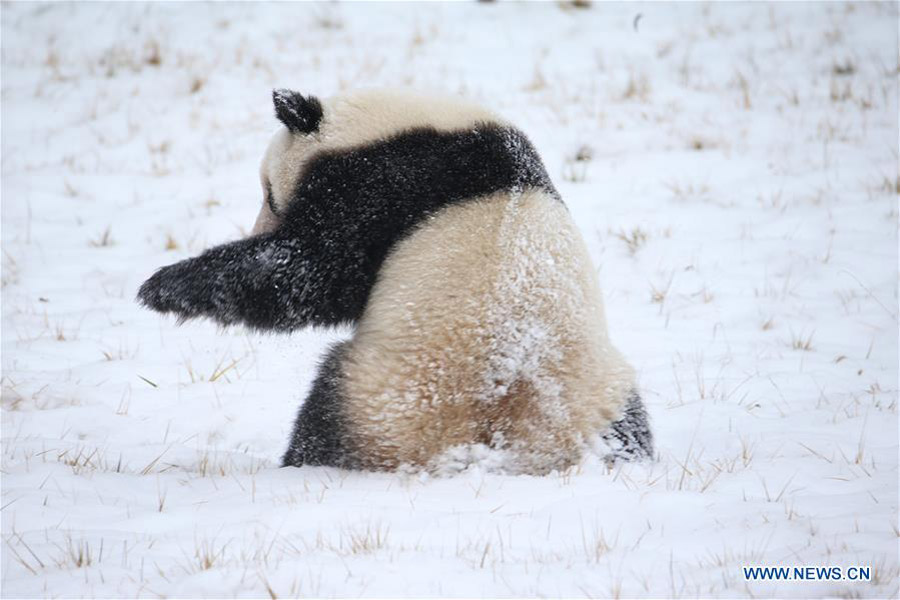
2 2 897 597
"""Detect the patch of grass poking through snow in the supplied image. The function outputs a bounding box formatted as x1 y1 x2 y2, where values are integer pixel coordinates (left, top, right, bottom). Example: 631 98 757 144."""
1 249 19 288
63 179 79 197
649 272 675 314
867 559 900 589
831 58 856 76
621 69 651 102
614 227 649 255
340 523 390 555
177 449 268 478
157 481 167 513
190 538 229 572
189 75 206 94
56 445 127 475
664 180 711 203
789 329 815 352
311 4 344 30
164 233 179 251
182 352 249 384
561 158 588 183
42 535 97 569
523 63 548 93
580 519 616 564
101 339 138 361
88 226 114 247
560 144 594 183
874 174 900 196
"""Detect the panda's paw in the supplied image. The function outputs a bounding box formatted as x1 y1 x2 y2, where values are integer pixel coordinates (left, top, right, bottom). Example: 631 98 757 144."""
600 391 654 464
280 444 303 468
136 259 208 320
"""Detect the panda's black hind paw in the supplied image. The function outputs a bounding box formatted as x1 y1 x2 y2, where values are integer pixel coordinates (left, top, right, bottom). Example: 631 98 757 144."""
281 341 354 469
601 391 653 463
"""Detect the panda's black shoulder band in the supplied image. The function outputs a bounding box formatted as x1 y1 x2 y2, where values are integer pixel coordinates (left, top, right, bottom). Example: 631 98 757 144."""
272 123 561 327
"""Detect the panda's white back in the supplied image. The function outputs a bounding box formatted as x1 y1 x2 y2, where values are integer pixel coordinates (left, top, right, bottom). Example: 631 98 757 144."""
344 187 636 473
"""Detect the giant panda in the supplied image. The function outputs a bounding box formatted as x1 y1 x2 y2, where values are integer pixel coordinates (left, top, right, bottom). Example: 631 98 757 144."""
138 88 653 475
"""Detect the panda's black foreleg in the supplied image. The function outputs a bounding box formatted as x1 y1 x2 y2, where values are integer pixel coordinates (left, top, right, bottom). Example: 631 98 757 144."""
601 391 654 462
281 341 355 469
137 232 358 331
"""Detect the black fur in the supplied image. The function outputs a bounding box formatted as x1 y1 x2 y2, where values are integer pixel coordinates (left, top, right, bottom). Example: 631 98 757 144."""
601 392 654 462
137 118 557 331
138 233 342 331
273 89 323 134
281 342 356 468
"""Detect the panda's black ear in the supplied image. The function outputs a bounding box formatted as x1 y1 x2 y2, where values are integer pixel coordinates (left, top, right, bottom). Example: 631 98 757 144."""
273 89 323 134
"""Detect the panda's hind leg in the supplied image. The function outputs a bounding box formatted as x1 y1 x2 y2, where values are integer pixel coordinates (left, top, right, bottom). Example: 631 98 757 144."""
281 341 356 468
601 391 654 463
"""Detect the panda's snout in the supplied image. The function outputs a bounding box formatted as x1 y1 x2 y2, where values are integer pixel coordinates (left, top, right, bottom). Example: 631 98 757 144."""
250 201 280 236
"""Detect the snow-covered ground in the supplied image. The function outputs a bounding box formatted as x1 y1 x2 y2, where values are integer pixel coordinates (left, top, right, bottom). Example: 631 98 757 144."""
2 2 897 598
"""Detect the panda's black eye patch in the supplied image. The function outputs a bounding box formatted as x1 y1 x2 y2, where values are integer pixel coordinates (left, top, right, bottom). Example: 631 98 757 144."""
265 181 279 216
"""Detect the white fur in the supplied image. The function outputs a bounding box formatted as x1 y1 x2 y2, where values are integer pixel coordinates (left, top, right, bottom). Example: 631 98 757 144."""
341 188 635 473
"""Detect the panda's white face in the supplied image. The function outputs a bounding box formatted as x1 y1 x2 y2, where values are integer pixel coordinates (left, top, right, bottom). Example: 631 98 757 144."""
251 128 309 235
250 88 503 236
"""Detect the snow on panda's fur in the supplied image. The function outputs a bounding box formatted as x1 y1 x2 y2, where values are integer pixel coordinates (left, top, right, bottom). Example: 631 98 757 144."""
138 88 653 474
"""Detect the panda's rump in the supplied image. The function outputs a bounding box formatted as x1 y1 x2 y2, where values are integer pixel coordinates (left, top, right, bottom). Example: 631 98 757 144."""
341 188 635 471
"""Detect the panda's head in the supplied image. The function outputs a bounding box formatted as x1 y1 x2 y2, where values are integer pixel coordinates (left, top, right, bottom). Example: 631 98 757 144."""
251 88 501 235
